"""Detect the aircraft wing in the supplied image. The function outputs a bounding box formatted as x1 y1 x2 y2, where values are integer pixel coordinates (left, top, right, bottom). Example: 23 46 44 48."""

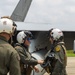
15 22 75 32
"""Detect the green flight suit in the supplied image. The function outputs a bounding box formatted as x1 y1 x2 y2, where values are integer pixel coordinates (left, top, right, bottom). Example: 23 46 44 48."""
51 42 67 75
0 36 21 75
14 43 38 75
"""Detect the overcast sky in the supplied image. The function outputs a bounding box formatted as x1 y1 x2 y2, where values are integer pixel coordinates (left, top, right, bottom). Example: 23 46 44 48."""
0 0 75 26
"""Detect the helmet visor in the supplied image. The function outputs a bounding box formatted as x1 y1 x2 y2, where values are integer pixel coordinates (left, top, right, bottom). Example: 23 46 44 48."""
27 37 31 43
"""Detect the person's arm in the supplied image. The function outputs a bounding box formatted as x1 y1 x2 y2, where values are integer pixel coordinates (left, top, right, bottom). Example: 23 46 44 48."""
52 45 64 74
15 46 44 66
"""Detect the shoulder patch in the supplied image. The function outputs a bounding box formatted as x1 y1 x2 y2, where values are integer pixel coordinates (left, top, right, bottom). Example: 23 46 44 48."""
55 45 61 51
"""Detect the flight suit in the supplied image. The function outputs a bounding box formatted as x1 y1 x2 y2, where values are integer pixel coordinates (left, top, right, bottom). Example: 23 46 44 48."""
14 43 38 75
0 36 21 75
51 42 67 75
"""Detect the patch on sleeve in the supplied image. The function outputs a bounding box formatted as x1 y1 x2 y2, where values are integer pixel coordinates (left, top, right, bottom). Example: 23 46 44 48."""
55 45 61 52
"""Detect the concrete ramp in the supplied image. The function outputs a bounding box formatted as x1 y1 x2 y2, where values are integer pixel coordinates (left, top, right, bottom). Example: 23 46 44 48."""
66 57 75 75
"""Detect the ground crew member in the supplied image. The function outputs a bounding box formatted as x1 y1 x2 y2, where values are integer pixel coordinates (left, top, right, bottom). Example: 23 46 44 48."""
44 28 67 75
14 31 44 75
0 16 21 75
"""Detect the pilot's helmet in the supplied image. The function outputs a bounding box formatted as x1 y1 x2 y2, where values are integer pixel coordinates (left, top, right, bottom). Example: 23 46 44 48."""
49 28 64 41
17 31 32 44
0 16 17 35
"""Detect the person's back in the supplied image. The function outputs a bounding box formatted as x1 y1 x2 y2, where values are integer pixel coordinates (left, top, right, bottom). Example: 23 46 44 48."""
0 36 20 75
0 16 21 75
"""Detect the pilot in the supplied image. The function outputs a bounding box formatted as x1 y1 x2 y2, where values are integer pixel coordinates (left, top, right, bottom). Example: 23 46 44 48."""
0 16 21 75
46 28 67 75
14 31 44 75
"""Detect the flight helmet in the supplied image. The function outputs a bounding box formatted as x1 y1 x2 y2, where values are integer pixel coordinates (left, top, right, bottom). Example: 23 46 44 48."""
49 28 64 41
17 31 32 44
0 16 17 35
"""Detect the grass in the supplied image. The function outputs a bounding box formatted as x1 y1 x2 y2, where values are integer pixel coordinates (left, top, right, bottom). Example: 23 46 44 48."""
67 50 75 57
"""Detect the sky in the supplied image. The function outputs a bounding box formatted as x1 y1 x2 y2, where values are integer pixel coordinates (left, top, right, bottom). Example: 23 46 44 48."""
0 0 75 26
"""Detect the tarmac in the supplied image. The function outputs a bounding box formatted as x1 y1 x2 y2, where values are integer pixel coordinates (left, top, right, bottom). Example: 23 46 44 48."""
44 57 75 75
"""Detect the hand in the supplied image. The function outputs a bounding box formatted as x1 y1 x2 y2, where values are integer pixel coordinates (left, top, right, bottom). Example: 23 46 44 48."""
37 60 44 64
34 66 39 73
